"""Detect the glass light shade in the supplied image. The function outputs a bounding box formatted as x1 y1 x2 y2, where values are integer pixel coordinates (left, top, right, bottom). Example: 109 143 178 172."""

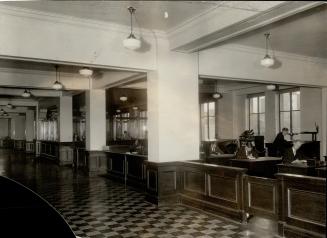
116 109 121 113
132 106 138 110
260 55 274 67
120 96 128 102
266 84 276 91
79 68 93 77
22 90 31 98
52 81 63 90
123 34 141 50
6 103 13 109
212 92 222 99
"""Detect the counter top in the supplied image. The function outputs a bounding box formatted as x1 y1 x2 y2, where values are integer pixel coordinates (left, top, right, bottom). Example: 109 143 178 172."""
104 151 148 158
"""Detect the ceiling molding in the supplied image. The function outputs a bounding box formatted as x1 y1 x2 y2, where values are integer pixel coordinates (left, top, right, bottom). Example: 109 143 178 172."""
170 1 324 53
0 4 168 39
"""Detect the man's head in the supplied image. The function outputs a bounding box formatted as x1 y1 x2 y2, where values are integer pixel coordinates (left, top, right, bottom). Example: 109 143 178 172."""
282 128 289 136
293 140 303 150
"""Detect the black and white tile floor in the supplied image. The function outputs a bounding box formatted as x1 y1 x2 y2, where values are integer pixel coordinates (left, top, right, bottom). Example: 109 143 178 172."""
0 150 277 238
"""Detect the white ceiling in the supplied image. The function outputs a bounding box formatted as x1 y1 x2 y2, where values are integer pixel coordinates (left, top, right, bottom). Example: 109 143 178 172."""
0 1 280 32
227 4 327 59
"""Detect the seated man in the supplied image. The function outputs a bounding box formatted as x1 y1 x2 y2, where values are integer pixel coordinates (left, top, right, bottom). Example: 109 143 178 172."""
273 127 292 156
282 140 306 164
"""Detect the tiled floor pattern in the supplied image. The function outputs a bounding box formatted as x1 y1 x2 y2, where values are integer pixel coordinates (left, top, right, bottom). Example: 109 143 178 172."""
0 150 277 238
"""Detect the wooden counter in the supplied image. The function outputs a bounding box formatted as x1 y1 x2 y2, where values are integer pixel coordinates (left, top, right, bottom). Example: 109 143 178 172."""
277 163 316 176
105 151 147 188
277 173 326 238
230 157 282 178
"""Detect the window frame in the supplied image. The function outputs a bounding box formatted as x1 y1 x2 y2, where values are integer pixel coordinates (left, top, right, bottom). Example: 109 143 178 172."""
248 93 265 136
200 101 216 141
279 88 301 134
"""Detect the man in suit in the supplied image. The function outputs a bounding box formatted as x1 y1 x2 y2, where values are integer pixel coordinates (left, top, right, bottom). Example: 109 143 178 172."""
273 128 292 156
282 140 306 164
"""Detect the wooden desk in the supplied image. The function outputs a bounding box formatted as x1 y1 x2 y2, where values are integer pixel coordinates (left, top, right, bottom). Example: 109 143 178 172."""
277 163 316 176
316 167 326 178
230 157 282 178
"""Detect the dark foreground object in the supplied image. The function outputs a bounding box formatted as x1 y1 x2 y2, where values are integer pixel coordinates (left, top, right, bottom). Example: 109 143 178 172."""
0 176 75 238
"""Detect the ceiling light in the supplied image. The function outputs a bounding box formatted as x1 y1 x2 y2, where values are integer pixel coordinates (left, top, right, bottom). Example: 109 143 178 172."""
120 96 128 102
116 109 121 113
123 7 141 50
260 33 275 68
212 81 223 99
53 65 63 90
164 11 169 19
3 112 8 116
266 84 277 91
212 92 222 99
79 67 93 77
22 89 31 98
0 108 4 114
6 103 13 109
132 106 138 110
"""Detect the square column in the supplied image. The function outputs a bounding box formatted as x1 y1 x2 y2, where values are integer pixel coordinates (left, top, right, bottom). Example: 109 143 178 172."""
25 110 35 153
147 46 199 163
85 89 107 175
25 110 35 142
58 96 73 165
59 96 73 142
322 88 327 160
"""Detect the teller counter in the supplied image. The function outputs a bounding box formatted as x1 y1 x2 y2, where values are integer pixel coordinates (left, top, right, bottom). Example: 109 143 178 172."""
105 151 147 188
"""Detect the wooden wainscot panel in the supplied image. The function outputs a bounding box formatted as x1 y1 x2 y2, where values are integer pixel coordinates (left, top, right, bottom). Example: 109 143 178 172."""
145 161 179 205
179 162 247 222
245 176 278 219
277 173 326 238
182 166 206 197
85 151 107 176
106 152 125 181
126 154 147 188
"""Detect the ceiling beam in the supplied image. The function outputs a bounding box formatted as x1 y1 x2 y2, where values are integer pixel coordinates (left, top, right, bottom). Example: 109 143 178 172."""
171 1 324 53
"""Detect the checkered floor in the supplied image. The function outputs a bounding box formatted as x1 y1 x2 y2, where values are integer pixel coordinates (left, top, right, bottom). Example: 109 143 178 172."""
0 150 277 238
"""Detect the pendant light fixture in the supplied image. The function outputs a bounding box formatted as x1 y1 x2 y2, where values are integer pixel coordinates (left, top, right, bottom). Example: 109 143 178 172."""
260 33 275 68
79 67 93 77
212 81 223 99
120 96 128 102
22 89 31 98
53 65 63 90
6 102 13 109
266 84 278 91
123 7 141 50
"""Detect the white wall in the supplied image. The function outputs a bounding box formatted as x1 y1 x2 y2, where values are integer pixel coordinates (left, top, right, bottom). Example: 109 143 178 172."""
0 119 9 138
11 115 25 140
199 45 327 87
300 87 322 141
0 6 159 71
147 40 199 162
59 96 73 142
85 90 106 151
216 93 234 139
